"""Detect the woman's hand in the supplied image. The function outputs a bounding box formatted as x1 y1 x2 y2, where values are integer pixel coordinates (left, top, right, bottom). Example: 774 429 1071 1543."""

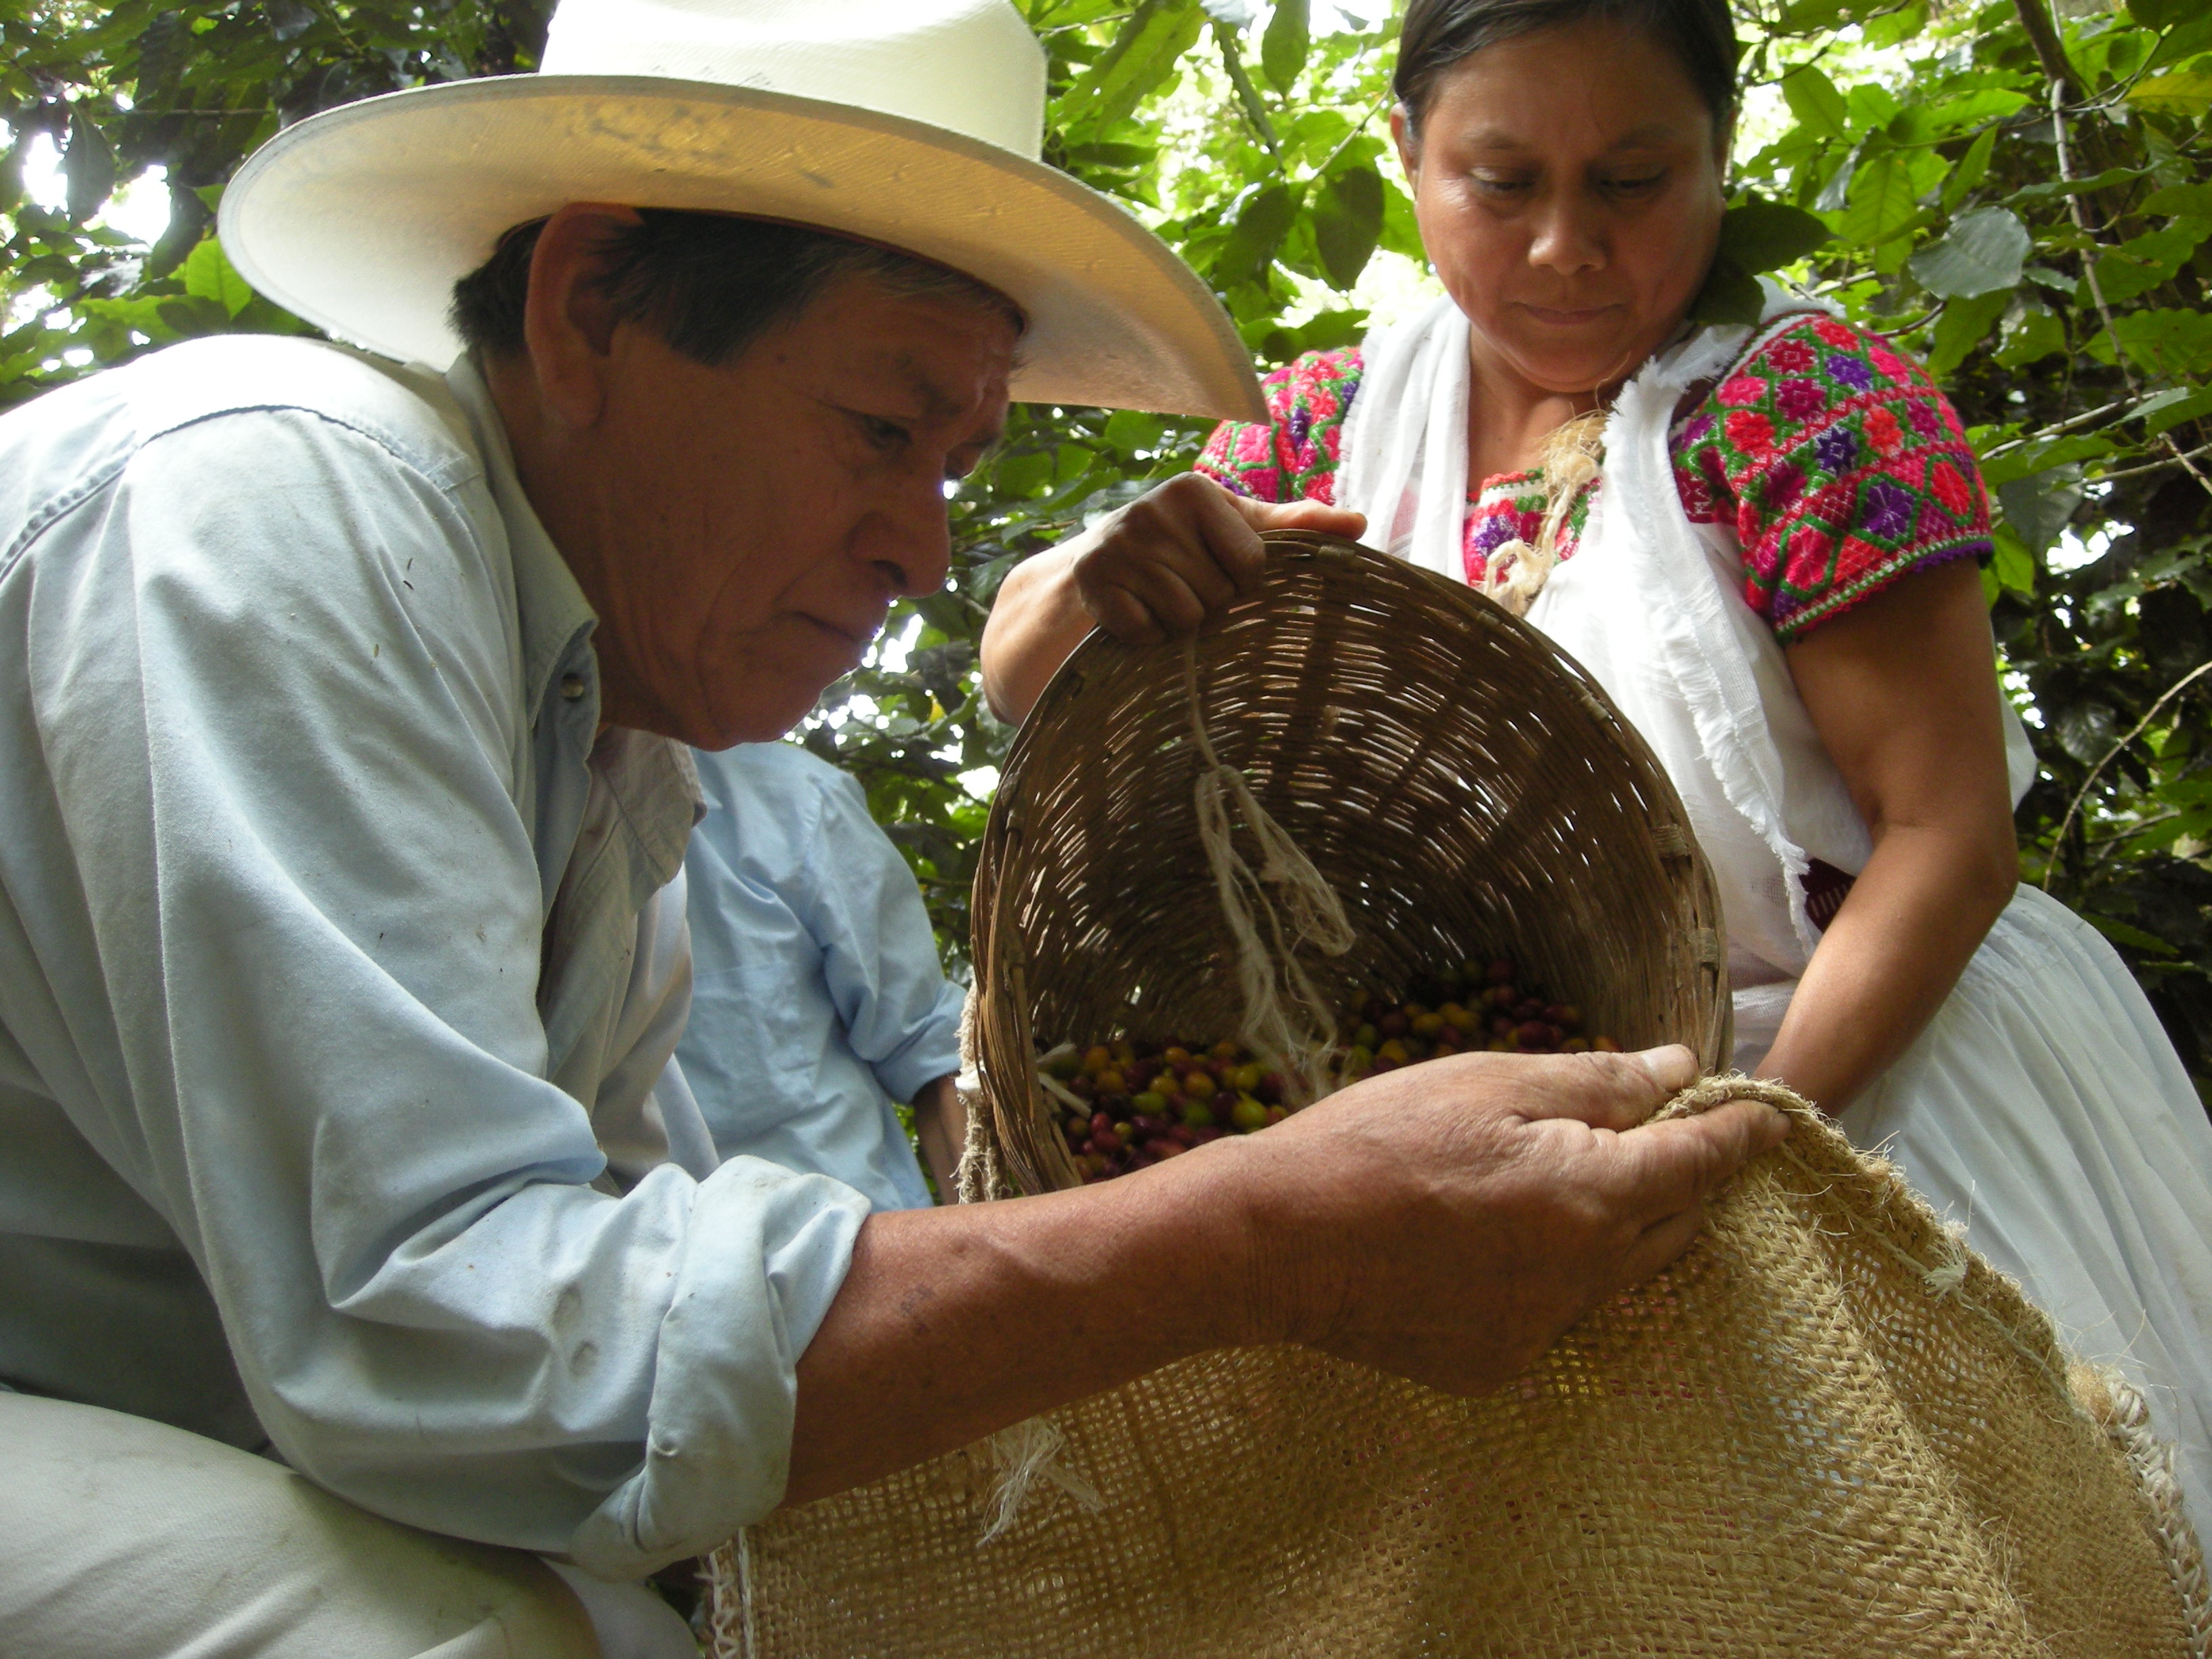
1760 558 2021 1113
979 474 1363 724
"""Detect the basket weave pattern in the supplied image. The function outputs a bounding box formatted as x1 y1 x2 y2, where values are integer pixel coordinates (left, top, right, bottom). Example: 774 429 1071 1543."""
972 533 1728 1193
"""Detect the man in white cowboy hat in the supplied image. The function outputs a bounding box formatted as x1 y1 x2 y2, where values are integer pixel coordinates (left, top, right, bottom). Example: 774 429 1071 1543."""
0 1 1786 1654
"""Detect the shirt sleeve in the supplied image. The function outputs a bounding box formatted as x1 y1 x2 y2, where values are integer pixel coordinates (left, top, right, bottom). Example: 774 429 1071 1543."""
1193 347 1363 506
790 770 965 1107
12 406 864 1577
1671 314 1993 642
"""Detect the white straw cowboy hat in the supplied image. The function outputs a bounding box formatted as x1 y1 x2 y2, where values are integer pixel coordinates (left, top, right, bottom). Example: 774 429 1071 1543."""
219 0 1265 420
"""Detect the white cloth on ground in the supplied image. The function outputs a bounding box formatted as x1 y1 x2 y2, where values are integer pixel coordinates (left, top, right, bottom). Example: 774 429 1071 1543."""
680 741 964 1210
1336 293 2212 1530
0 335 870 1580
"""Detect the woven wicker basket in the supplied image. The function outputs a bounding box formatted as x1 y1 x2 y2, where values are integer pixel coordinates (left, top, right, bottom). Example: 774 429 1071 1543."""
970 529 1729 1195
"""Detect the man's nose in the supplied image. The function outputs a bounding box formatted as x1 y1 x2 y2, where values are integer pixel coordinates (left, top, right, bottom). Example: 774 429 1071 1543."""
863 480 954 599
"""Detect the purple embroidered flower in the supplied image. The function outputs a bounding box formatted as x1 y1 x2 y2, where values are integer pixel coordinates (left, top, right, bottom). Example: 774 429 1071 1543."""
1814 426 1858 475
1681 412 1717 445
1776 378 1826 421
1861 479 1914 541
1288 405 1313 451
1825 353 1875 392
1475 512 1520 552
1906 398 1940 437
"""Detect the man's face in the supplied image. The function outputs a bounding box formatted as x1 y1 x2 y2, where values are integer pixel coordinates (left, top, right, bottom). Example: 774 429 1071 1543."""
580 274 1015 747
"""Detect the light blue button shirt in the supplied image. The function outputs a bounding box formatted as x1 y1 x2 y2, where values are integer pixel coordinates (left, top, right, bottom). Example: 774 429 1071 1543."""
0 336 869 1578
680 743 964 1212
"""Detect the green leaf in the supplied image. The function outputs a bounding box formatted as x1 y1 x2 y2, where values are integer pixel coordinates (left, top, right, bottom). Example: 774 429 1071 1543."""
1940 127 1998 213
1212 182 1300 286
1980 433 2114 488
1717 198 1832 274
2144 183 2212 218
2137 386 2212 438
64 109 115 224
2007 166 2149 205
1919 88 2032 134
1991 521 2039 594
2089 219 2211 305
1312 163 1384 289
1102 409 1164 456
1994 304 2065 368
1924 287 2010 378
1780 66 1849 138
1996 466 2083 556
1839 152 1937 249
182 237 255 318
1908 205 2029 298
1060 1 1204 139
2097 310 2212 379
2128 70 2212 115
1260 0 1308 93
2081 913 2182 956
1685 255 1765 327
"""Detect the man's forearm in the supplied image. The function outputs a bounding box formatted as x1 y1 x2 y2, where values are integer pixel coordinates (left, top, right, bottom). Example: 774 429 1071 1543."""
785 1139 1260 1506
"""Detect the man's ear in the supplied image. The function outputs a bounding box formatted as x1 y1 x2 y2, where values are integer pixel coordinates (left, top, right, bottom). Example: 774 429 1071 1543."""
521 203 643 430
1389 103 1420 190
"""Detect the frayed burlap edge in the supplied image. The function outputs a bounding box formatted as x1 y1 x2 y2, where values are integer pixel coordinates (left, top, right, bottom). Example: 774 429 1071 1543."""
1677 1073 2212 1656
705 1071 2212 1657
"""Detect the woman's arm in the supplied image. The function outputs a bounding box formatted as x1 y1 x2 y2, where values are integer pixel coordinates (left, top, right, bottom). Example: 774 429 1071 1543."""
910 1073 965 1200
979 475 1362 724
1758 558 2020 1113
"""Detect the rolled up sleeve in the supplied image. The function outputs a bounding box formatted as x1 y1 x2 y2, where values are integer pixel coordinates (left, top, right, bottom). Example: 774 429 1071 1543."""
12 403 863 1575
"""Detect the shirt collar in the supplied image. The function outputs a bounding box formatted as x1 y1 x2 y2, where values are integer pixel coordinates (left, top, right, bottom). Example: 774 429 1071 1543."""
441 354 598 719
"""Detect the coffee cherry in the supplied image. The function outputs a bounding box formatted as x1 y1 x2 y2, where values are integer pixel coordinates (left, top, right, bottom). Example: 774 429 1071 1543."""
1230 1097 1269 1132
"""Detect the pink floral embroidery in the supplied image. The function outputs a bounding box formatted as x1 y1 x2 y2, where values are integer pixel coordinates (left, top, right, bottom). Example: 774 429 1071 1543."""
1725 410 1777 457
1718 374 1769 407
1776 378 1826 420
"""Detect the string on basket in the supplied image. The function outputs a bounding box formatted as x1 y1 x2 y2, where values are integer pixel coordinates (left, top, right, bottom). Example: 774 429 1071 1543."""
1181 637 1355 1104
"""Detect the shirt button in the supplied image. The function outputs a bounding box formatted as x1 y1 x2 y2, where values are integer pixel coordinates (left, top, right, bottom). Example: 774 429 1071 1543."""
560 673 587 701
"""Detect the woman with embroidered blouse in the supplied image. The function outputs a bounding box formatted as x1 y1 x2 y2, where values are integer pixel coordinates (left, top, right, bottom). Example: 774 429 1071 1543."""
981 0 2212 1522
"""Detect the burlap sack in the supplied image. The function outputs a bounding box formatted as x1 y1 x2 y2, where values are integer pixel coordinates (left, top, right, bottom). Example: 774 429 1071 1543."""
707 537 2210 1656
709 1078 2207 1656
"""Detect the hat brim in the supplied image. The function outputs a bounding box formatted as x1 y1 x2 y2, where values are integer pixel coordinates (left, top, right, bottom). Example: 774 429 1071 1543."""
218 75 1264 422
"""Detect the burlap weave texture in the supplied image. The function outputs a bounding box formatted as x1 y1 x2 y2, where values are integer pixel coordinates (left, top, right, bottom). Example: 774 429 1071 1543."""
709 1083 2207 1658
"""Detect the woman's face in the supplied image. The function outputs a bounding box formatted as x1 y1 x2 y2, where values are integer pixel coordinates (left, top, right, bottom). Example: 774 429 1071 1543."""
1392 20 1729 398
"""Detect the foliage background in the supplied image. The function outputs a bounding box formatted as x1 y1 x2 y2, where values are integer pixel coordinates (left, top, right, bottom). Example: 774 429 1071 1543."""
6 0 2211 1090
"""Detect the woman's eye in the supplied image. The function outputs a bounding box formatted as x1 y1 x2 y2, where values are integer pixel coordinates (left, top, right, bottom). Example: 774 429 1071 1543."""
1472 174 1534 197
1605 172 1666 194
859 414 909 449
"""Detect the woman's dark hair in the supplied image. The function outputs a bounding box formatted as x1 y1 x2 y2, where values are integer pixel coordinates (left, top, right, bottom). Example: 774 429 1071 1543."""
449 209 1025 363
1394 0 1739 135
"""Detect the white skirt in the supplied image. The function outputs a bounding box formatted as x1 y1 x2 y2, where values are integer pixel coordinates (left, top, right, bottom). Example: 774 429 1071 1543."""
1741 884 2212 1529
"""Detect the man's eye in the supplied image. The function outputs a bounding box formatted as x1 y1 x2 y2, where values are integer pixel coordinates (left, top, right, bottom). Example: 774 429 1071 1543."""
1472 173 1534 197
859 414 910 449
1605 172 1666 194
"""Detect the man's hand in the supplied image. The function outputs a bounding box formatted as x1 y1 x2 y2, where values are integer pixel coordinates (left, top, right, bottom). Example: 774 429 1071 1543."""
1235 1046 1789 1395
979 474 1364 722
787 1044 1784 1504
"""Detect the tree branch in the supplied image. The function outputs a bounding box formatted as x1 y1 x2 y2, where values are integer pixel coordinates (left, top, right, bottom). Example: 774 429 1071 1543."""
2009 0 2074 98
